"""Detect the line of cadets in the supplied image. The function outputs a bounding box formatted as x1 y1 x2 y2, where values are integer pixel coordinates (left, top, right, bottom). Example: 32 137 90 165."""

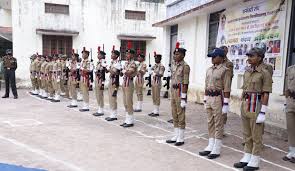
28 42 295 171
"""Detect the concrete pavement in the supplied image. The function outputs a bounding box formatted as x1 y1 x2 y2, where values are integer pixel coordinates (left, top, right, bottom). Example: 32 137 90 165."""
0 89 294 171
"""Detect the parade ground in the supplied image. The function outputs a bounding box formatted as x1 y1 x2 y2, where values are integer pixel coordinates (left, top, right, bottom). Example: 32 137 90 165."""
0 89 294 171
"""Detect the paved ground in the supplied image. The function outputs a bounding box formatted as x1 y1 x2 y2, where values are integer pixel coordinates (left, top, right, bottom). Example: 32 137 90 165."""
0 89 294 171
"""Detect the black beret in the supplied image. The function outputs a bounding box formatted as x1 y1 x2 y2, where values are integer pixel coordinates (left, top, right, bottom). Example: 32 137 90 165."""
174 48 187 55
154 54 162 58
82 50 90 55
99 51 106 56
126 49 135 54
112 50 120 57
138 54 145 58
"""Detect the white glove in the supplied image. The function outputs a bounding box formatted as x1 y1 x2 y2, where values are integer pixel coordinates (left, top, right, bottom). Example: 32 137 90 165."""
76 63 81 69
101 61 107 68
256 105 267 124
122 69 126 74
66 61 70 68
148 67 152 74
180 93 187 108
89 63 94 71
222 98 230 114
114 63 122 70
56 78 60 83
152 72 157 77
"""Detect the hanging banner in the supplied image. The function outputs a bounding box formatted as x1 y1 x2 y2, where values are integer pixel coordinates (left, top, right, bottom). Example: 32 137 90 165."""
216 0 287 76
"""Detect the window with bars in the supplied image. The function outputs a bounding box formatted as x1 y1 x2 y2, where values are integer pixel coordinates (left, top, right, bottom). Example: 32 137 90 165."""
125 10 146 20
45 3 69 14
120 40 146 61
208 10 225 53
42 35 72 57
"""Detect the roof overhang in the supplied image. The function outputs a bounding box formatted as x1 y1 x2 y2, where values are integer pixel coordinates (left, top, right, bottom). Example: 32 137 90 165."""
153 0 243 27
36 29 79 36
117 34 156 41
0 27 12 42
0 0 11 10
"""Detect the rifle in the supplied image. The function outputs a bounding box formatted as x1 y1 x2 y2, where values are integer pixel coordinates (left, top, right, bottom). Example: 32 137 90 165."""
76 51 81 89
163 63 171 98
145 53 152 95
64 56 70 85
112 46 121 97
89 48 94 91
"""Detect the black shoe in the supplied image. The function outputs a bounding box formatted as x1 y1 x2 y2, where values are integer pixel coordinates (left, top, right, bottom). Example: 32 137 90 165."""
163 91 168 98
112 90 117 97
148 113 159 117
147 90 151 96
282 156 291 161
51 99 60 102
167 119 173 123
208 154 220 159
234 162 248 168
14 96 18 99
290 157 295 163
122 123 134 128
67 105 78 108
199 151 211 156
2 95 8 98
166 140 176 144
120 123 126 127
93 113 104 117
134 109 142 112
243 166 259 171
79 109 90 112
175 142 184 146
105 117 118 121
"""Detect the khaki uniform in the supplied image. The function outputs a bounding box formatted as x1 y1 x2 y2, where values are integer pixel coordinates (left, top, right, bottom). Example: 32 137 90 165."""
135 62 147 101
108 60 121 113
52 60 62 97
69 60 79 101
40 61 48 93
171 61 190 129
285 65 295 147
205 64 231 139
241 63 272 155
80 59 91 104
122 60 137 115
60 60 69 97
46 61 54 98
94 59 106 110
151 63 165 106
222 57 234 125
30 60 37 91
35 60 42 92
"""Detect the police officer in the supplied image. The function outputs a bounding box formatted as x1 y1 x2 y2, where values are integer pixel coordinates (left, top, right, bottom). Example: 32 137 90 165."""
283 64 295 163
67 51 79 108
166 42 190 146
120 43 137 127
51 54 62 102
199 48 231 159
233 47 272 170
36 55 43 97
134 51 147 112
79 47 92 112
93 46 107 116
105 46 121 121
2 49 18 99
220 46 234 132
148 52 165 117
29 54 38 95
60 54 70 98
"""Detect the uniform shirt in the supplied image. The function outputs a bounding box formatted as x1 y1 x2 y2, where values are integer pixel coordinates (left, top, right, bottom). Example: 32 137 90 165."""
205 64 231 92
80 59 91 77
30 60 36 77
44 61 51 76
223 57 234 79
136 62 147 84
171 60 190 86
35 60 42 74
108 60 120 78
95 59 106 81
40 61 48 79
3 55 17 69
152 63 165 85
242 63 272 93
285 65 295 95
123 60 137 78
69 60 78 79
52 60 62 79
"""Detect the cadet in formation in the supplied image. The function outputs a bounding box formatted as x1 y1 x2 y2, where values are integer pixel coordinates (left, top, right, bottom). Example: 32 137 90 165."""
166 42 190 146
40 55 48 99
148 52 165 117
134 50 147 112
52 54 62 102
29 54 38 95
79 48 92 112
67 51 80 108
2 49 18 99
233 47 272 171
105 46 121 121
93 46 107 116
60 54 70 98
120 42 137 128
283 62 295 163
199 48 231 159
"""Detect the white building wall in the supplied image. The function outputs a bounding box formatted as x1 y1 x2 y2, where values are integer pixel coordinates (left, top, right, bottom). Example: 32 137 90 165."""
161 0 293 130
11 0 165 86
0 8 11 27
